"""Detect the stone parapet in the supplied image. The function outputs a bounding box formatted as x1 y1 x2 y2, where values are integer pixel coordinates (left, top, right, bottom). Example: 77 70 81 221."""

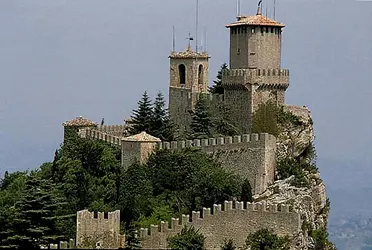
222 68 289 89
140 200 300 249
96 125 127 137
78 128 122 147
157 133 275 151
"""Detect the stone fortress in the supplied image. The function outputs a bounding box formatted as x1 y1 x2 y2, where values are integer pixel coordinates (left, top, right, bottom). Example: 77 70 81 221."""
62 4 314 250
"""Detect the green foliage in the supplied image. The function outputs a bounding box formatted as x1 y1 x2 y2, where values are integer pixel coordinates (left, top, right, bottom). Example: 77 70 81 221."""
152 92 176 141
189 94 214 139
128 91 154 135
168 226 206 250
147 148 241 213
189 94 240 139
311 227 336 250
276 148 318 188
3 175 72 248
252 102 280 137
137 204 173 229
241 179 253 203
209 63 228 95
245 228 291 250
221 239 236 250
277 107 302 126
124 224 141 250
128 91 176 141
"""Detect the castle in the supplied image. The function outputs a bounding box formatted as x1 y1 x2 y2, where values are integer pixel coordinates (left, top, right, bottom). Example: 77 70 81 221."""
62 5 310 249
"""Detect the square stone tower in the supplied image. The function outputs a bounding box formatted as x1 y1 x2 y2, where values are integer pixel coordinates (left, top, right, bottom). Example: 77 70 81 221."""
168 45 210 134
222 6 290 133
121 131 161 169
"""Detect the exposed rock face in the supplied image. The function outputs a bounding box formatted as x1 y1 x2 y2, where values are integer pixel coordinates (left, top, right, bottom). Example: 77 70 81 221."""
254 105 334 250
277 105 315 160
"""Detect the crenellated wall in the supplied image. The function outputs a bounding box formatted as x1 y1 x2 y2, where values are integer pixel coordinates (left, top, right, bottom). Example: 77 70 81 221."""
158 133 276 194
76 210 124 249
78 128 122 146
222 68 289 87
140 200 301 249
96 125 128 137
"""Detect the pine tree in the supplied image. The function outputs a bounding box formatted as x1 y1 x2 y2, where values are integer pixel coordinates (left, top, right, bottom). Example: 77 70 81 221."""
123 224 141 250
152 92 175 141
189 95 214 139
209 63 228 95
241 179 253 203
128 91 154 135
168 226 205 250
6 176 70 248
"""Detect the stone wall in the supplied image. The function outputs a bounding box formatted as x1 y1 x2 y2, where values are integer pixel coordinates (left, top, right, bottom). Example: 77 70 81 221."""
140 200 301 249
96 124 127 137
76 210 124 249
158 133 276 195
78 128 122 146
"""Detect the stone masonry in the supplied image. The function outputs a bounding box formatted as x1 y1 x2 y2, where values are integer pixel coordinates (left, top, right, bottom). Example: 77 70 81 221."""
76 210 124 249
140 200 299 249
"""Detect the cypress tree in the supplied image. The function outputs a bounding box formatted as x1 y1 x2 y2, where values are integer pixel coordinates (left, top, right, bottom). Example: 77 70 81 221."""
152 92 175 141
128 91 154 135
189 95 214 139
209 63 228 95
241 179 253 203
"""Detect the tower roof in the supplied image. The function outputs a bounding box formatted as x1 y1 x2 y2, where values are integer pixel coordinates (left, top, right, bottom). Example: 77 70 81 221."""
169 45 209 59
226 9 285 28
122 131 161 142
63 116 97 127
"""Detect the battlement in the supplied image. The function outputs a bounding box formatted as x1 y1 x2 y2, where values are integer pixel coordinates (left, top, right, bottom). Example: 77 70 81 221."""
78 128 122 146
222 68 289 88
77 210 120 222
40 239 75 249
76 210 124 249
96 125 127 137
157 133 275 151
140 200 300 249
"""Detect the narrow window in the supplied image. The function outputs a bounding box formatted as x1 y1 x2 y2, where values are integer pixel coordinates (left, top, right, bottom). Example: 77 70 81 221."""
271 27 274 33
251 28 255 33
179 64 186 84
266 27 269 33
198 65 204 85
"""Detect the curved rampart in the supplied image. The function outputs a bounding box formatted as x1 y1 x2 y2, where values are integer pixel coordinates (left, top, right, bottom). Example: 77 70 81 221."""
140 200 301 249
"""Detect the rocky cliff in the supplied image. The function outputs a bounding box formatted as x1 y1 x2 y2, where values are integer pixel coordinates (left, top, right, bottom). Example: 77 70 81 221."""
254 105 336 250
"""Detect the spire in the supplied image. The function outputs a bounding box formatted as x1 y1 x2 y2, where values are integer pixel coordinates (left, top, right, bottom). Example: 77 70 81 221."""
257 0 262 15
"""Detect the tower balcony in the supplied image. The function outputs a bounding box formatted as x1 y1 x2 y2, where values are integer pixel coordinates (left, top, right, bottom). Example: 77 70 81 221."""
222 68 289 90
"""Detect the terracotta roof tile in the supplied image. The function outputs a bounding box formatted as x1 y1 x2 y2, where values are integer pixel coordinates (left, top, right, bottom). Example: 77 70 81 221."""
226 14 285 28
63 116 97 127
122 131 161 142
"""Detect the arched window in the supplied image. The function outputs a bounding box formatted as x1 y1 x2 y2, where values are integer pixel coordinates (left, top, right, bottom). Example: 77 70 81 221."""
198 65 204 85
179 64 186 84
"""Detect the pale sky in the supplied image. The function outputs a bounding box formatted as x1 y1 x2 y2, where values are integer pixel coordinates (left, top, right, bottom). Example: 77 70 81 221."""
0 0 371 192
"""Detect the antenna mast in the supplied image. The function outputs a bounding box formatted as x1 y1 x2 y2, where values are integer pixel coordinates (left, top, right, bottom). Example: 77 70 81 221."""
273 0 276 19
195 0 199 53
237 0 241 17
172 25 176 52
204 27 207 52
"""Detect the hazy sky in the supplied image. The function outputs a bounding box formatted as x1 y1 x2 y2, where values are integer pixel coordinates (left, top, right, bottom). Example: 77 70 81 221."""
0 0 371 191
